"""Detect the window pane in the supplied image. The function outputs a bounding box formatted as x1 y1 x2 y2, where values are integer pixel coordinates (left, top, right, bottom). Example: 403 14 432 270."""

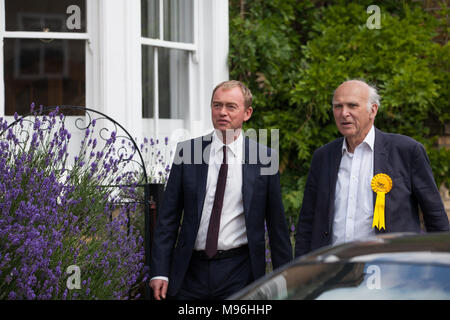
158 47 189 119
142 46 189 119
5 0 86 33
163 0 193 43
141 0 159 38
142 46 155 118
4 39 86 115
141 0 193 43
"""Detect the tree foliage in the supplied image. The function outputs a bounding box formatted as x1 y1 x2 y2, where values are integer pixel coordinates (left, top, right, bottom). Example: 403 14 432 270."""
229 0 450 222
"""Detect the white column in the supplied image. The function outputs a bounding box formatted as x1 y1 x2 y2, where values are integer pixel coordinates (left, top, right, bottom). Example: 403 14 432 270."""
196 0 229 137
211 0 229 88
123 0 143 141
0 0 6 116
86 0 101 110
99 0 127 127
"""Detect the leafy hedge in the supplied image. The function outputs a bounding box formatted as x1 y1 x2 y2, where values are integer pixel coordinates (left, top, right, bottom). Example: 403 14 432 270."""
229 0 450 223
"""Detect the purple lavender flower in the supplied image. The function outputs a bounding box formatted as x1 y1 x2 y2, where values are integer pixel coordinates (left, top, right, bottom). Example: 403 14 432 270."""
0 108 147 300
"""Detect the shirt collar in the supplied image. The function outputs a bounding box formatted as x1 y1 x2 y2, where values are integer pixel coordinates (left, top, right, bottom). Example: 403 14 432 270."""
342 125 375 154
212 130 243 159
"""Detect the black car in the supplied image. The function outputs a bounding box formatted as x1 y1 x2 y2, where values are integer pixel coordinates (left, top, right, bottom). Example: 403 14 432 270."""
229 232 450 300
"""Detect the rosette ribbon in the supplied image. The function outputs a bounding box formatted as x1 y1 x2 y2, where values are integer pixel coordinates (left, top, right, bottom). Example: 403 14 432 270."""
371 173 393 230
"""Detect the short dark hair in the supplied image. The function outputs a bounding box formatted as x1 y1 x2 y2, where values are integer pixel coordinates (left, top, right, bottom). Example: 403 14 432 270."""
211 80 253 109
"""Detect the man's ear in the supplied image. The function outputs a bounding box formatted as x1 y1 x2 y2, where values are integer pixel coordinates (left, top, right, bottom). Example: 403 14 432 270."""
370 103 378 120
244 106 253 122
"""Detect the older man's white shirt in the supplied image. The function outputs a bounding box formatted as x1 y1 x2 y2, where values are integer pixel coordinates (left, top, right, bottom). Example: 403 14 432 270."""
332 125 376 245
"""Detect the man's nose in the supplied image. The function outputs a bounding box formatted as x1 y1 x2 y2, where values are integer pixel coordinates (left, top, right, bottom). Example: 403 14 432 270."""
218 106 228 115
342 106 351 117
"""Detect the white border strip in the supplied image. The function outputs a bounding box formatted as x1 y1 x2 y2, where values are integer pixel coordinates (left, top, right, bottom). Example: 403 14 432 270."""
3 31 89 40
141 37 196 52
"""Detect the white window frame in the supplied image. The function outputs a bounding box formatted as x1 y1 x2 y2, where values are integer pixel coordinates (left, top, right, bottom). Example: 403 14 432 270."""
0 0 98 120
140 0 199 138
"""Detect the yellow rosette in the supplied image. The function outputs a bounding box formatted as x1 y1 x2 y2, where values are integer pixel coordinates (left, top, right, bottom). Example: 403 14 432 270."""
371 173 392 230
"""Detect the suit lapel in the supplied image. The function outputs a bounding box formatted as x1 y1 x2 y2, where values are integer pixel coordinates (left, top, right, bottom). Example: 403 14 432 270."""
373 128 390 198
328 138 344 231
242 137 258 216
196 134 213 220
373 128 391 233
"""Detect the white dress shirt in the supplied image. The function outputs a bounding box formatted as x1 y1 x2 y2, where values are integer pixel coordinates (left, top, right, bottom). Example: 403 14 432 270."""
332 125 376 245
151 131 248 283
194 130 248 251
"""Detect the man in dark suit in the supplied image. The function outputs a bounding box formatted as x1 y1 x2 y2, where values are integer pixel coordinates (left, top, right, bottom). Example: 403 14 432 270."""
150 80 292 299
295 79 449 257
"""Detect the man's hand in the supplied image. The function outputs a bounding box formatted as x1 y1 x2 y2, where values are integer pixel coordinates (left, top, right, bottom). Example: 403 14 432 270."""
150 279 168 300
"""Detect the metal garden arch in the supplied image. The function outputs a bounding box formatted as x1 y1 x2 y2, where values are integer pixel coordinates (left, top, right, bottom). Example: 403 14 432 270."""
1 105 161 299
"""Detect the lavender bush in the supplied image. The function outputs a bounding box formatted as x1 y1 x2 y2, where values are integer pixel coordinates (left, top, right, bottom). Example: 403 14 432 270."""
0 107 147 299
139 136 172 185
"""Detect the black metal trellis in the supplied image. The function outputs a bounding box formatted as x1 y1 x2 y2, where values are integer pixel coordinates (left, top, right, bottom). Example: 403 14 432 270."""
0 105 161 300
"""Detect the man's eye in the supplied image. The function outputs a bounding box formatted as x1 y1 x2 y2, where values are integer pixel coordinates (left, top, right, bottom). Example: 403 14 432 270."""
333 105 342 109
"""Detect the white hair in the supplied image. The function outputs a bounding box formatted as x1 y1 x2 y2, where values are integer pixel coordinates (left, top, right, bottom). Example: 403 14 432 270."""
333 79 381 112
367 84 380 112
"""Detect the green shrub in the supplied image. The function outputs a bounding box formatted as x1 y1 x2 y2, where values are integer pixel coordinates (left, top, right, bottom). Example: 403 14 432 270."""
230 1 450 224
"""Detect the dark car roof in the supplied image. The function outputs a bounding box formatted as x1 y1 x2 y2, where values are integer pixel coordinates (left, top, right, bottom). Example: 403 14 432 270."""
228 232 450 300
300 232 450 265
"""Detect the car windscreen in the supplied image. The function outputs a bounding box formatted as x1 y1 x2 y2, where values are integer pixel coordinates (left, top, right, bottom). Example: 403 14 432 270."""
239 261 450 300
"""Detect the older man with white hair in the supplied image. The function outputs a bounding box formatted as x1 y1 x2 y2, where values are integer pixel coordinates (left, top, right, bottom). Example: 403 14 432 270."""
295 79 449 257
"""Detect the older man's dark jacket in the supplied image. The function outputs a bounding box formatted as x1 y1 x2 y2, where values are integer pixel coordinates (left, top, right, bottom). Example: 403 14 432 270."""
295 127 449 257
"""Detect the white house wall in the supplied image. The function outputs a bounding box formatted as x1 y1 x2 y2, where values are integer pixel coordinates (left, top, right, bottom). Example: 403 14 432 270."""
97 0 229 144
0 0 229 147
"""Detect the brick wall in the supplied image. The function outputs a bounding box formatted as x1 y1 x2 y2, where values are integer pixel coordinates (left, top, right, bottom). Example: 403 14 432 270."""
413 0 448 44
438 124 450 222
441 124 450 221
440 184 450 222
412 0 449 222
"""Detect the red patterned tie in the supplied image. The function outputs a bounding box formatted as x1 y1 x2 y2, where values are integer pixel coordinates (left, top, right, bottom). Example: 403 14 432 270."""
205 145 228 258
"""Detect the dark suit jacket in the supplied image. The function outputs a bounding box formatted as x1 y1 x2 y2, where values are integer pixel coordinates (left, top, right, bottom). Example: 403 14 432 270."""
295 127 449 257
150 133 293 296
